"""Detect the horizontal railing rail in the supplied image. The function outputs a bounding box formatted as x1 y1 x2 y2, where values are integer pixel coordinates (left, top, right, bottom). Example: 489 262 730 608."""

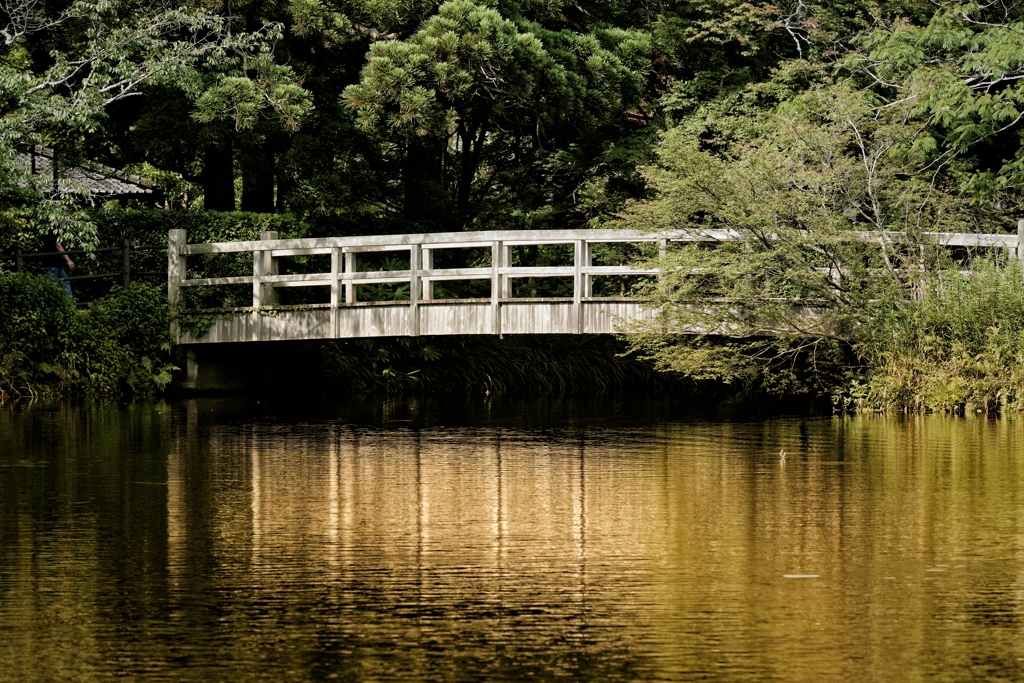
167 222 1024 342
14 240 167 296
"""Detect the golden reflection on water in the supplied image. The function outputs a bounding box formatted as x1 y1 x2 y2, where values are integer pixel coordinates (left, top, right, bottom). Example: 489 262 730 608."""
3 402 1024 680
162 408 1024 680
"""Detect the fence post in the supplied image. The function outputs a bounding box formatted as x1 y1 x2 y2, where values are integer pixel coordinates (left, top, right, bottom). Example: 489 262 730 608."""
409 243 420 336
15 247 22 273
500 244 511 298
259 231 278 306
1017 219 1024 263
344 252 355 304
574 240 584 334
167 229 186 344
491 240 502 335
123 239 131 287
252 243 265 343
330 247 341 338
422 248 433 301
582 240 592 298
658 238 667 294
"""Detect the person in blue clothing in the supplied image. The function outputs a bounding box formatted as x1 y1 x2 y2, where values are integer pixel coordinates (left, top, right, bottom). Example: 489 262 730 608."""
43 232 75 299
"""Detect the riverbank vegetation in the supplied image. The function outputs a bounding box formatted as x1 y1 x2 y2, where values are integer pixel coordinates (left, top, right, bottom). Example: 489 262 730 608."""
0 275 175 400
2 0 1024 410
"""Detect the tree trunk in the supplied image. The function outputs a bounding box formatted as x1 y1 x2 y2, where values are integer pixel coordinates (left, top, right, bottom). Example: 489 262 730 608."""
404 135 448 230
457 121 486 226
202 139 235 211
241 145 276 213
275 168 291 214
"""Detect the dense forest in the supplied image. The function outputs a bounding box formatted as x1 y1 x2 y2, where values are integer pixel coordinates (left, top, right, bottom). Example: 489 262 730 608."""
2 0 1024 409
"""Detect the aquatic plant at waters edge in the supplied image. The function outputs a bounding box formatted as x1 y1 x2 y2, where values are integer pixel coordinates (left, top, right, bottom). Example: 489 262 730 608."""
0 274 176 401
852 261 1024 414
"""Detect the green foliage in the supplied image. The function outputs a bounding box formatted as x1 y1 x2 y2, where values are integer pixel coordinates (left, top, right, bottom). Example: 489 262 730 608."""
342 0 654 228
854 261 1024 414
90 208 307 246
345 1 650 137
626 333 854 398
620 70 985 341
357 256 411 301
0 274 175 400
848 1 1024 197
193 57 314 132
0 0 292 245
619 53 1021 405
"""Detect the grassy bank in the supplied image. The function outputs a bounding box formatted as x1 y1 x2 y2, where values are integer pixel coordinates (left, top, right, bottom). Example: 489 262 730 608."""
852 262 1024 414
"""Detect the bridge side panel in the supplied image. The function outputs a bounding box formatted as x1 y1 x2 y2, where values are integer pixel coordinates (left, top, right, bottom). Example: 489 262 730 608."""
582 301 658 334
261 309 332 341
420 303 491 336
180 314 254 344
501 302 576 334
337 305 411 338
178 301 662 343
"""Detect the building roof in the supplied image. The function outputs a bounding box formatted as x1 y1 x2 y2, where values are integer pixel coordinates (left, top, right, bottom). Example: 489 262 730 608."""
16 144 157 198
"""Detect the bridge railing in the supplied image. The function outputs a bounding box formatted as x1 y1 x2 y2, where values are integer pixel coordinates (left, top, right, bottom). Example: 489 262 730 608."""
167 223 1024 342
168 228 674 340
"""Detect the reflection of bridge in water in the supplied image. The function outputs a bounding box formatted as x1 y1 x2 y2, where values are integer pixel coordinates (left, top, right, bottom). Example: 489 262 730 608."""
168 225 1023 345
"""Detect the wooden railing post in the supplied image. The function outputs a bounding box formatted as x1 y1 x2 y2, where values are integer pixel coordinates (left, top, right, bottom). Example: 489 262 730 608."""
658 238 667 294
500 244 511 298
252 247 264 342
574 239 584 334
260 231 278 306
123 238 131 287
344 252 355 304
167 229 186 343
491 240 502 335
422 248 433 301
582 240 592 298
1017 219 1024 263
330 247 341 338
830 262 842 301
409 243 420 336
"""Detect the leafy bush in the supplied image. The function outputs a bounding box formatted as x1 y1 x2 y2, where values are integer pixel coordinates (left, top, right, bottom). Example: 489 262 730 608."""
0 273 175 400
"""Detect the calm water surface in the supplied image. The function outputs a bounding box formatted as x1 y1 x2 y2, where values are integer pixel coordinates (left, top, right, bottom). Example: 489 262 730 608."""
2 397 1024 681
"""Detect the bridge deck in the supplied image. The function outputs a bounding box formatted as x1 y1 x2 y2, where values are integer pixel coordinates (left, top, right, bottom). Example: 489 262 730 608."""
168 225 1024 345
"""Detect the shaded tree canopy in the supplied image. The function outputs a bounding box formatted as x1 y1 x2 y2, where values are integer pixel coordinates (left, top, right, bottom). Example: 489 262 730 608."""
0 0 1020 248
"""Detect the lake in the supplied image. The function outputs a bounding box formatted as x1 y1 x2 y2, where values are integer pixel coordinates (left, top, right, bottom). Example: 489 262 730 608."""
2 397 1023 681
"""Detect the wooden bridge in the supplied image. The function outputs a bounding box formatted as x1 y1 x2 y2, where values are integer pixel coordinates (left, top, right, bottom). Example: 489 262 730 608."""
168 225 1023 345
168 228 670 345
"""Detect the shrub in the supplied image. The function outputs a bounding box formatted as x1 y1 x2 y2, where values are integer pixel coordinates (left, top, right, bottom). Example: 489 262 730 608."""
0 273 175 400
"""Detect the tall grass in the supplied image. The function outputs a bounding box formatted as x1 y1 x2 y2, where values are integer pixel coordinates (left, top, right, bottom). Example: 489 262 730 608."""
855 261 1024 414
